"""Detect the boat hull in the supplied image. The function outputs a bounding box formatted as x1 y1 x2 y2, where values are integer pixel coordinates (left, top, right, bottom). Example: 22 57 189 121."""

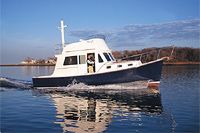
32 60 163 88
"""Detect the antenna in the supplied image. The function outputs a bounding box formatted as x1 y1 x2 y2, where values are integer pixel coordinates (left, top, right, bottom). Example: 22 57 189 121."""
57 19 68 49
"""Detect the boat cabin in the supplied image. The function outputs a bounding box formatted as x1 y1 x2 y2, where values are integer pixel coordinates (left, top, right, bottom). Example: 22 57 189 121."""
50 37 142 77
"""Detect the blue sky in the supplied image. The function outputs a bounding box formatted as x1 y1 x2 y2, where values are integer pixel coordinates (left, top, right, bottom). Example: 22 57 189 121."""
1 0 199 64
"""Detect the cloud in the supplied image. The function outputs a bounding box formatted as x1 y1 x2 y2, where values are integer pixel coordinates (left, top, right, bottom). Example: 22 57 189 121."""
68 29 102 38
67 19 200 48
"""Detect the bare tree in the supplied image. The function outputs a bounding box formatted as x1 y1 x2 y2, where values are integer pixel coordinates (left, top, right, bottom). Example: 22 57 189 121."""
24 57 32 63
37 58 45 64
47 57 55 61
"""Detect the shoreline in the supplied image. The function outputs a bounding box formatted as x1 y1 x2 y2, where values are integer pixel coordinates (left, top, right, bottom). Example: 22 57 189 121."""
163 62 200 65
0 62 199 66
0 63 55 66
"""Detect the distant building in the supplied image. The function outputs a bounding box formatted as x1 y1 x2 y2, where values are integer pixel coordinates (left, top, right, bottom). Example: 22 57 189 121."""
21 59 36 64
30 60 36 64
21 61 28 64
46 59 56 64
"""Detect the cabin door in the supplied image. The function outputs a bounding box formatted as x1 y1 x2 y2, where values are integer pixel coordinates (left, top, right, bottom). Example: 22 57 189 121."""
78 55 87 74
87 53 95 73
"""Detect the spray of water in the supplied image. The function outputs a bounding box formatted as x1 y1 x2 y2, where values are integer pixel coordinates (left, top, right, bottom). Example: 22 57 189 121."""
0 77 149 91
0 77 32 91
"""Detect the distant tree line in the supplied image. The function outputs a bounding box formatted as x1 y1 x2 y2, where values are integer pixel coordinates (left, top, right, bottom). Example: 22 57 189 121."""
112 47 200 62
23 47 199 64
24 57 57 64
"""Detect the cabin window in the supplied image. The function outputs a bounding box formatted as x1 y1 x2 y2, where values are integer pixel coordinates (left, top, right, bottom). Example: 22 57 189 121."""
98 54 103 63
128 63 133 66
63 56 77 65
79 55 86 64
109 53 115 61
103 53 111 61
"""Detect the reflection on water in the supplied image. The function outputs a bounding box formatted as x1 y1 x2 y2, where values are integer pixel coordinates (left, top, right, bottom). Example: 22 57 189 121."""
22 66 55 79
34 87 177 132
0 66 55 80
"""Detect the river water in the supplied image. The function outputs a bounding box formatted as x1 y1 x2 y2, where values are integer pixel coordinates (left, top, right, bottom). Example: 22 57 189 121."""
0 65 199 133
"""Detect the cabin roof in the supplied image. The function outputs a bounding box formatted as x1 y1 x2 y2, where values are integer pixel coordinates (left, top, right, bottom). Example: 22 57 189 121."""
62 38 110 54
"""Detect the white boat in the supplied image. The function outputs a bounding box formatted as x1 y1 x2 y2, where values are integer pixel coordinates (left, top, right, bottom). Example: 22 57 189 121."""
32 20 174 89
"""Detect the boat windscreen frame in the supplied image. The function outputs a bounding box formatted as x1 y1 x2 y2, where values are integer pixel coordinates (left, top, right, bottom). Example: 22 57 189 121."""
108 53 115 61
103 53 111 61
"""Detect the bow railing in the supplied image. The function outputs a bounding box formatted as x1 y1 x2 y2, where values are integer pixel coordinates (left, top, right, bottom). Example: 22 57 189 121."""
118 45 175 63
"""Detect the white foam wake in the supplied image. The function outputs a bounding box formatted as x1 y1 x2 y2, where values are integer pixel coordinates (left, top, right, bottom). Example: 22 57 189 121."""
0 77 32 91
38 81 148 90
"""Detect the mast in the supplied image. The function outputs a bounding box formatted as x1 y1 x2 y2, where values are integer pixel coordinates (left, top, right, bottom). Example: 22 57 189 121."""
57 19 68 49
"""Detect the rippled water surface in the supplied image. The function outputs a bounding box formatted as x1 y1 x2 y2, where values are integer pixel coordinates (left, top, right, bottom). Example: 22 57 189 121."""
0 65 199 132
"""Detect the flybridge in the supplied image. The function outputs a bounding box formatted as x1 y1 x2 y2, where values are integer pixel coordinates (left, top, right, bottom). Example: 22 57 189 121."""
55 20 107 55
32 20 174 88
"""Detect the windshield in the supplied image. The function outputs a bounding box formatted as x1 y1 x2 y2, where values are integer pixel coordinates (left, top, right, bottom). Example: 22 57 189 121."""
109 53 115 61
103 53 111 61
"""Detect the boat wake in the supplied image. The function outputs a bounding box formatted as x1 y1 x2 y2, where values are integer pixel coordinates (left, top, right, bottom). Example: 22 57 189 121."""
0 77 32 91
0 77 149 92
37 80 149 90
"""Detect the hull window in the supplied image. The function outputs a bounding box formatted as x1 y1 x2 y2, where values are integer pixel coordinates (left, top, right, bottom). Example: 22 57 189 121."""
118 65 122 67
107 66 111 69
63 56 77 65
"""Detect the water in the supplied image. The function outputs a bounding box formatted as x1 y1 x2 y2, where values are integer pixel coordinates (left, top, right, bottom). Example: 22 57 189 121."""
0 65 199 132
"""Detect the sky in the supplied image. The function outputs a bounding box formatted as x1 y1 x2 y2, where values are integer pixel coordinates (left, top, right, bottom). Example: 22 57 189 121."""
1 0 199 64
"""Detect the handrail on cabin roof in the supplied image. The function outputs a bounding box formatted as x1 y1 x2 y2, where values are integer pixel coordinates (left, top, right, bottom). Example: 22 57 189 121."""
87 34 106 40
